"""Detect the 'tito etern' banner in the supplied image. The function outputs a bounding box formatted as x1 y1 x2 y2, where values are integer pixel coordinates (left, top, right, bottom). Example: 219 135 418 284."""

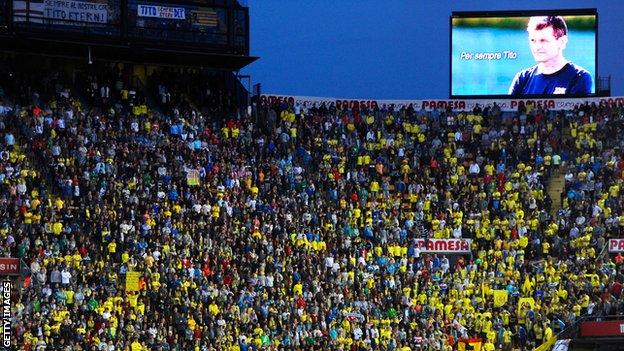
13 0 109 24
44 0 109 23
261 94 624 112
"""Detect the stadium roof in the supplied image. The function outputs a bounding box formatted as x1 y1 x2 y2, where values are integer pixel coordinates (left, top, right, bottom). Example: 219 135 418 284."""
0 34 258 70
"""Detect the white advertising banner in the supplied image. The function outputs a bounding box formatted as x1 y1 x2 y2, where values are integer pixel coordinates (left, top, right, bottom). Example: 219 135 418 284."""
261 94 624 112
138 4 186 20
414 238 472 254
43 0 109 24
609 239 624 253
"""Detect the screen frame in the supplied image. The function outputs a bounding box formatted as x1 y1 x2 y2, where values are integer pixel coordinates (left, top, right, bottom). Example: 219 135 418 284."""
449 8 598 99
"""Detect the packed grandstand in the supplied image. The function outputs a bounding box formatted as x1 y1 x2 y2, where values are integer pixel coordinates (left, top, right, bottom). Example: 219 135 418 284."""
1 56 623 351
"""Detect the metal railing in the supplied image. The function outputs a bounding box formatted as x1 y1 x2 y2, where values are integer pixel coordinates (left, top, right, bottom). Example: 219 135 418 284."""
127 26 228 46
12 15 122 36
3 0 250 55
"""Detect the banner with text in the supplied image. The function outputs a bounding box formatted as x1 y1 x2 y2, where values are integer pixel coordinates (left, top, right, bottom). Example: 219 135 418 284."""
261 94 624 113
44 0 109 24
138 4 186 20
609 239 624 253
125 271 141 292
413 238 472 254
0 258 20 275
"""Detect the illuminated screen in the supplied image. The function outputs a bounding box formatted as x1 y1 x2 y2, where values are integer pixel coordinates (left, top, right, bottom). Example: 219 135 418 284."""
451 10 597 97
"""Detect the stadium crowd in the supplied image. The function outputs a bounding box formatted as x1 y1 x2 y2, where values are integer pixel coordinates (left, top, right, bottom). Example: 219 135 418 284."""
1 64 624 351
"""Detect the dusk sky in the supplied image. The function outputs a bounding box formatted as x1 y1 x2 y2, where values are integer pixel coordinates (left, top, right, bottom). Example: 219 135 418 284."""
242 0 623 100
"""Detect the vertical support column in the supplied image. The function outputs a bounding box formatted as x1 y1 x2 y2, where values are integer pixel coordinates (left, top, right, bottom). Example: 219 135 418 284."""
121 0 128 40
226 4 234 53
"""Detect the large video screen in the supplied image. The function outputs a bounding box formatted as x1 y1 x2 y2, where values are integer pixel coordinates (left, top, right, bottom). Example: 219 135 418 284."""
451 10 597 97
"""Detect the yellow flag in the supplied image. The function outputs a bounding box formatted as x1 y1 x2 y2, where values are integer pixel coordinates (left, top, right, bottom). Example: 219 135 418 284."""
125 271 141 292
493 290 508 307
517 297 535 315
535 335 557 351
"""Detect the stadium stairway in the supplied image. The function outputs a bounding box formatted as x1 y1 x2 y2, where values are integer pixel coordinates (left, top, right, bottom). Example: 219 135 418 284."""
547 168 566 215
144 85 166 118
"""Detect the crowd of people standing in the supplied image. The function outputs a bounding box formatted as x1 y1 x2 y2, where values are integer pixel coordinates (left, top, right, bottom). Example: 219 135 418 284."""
1 64 624 350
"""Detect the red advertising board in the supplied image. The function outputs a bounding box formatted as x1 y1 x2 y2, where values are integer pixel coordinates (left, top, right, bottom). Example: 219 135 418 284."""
580 320 624 337
0 258 20 275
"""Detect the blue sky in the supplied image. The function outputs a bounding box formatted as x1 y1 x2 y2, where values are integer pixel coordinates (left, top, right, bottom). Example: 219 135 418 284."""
242 0 623 99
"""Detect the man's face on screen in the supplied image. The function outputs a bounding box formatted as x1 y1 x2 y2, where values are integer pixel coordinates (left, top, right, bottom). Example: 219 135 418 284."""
528 26 566 64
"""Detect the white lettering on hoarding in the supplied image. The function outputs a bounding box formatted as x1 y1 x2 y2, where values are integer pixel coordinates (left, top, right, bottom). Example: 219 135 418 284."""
261 94 622 112
0 264 17 273
0 259 20 275
412 239 472 254
609 239 624 253
137 4 186 20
